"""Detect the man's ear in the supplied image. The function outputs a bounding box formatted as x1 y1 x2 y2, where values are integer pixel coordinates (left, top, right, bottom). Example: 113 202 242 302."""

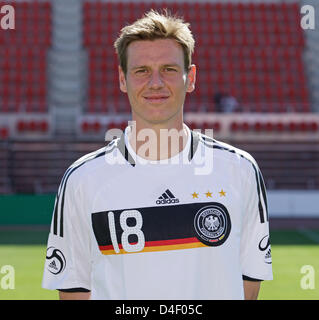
119 66 127 93
186 64 196 93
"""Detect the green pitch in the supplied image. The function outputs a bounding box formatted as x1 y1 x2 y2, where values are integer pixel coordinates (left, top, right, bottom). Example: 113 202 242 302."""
0 229 318 300
0 229 57 300
259 229 319 300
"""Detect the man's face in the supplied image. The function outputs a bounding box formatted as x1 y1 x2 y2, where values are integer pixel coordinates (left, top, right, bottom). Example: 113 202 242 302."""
119 38 196 126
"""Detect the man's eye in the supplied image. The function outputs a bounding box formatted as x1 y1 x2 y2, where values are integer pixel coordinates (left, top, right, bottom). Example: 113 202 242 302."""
135 69 147 74
164 67 177 72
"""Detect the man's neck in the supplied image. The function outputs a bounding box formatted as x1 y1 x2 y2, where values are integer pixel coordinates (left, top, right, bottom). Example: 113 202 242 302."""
128 120 188 161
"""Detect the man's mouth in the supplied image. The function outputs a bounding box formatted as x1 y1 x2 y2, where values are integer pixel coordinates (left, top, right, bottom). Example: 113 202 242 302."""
143 95 170 104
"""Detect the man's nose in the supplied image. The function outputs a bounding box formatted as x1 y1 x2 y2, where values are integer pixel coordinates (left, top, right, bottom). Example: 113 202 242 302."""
148 71 164 89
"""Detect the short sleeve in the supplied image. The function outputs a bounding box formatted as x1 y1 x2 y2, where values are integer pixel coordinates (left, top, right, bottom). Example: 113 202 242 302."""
240 158 273 281
42 170 92 291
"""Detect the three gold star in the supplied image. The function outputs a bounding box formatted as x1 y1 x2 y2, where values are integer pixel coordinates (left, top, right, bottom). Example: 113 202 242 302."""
192 190 226 199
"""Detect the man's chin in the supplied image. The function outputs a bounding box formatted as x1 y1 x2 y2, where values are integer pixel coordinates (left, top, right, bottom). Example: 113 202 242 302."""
132 106 183 126
135 110 172 125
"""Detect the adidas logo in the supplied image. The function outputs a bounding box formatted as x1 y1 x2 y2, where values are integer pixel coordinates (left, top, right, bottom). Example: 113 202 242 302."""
156 189 179 205
48 260 58 271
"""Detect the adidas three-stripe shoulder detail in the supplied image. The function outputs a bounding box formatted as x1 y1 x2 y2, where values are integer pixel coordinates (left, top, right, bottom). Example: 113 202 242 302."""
52 147 108 237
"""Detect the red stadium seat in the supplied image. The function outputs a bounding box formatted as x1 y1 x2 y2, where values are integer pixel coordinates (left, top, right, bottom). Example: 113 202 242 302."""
230 122 239 132
0 127 9 140
93 121 101 132
309 122 319 132
240 122 250 132
81 121 90 132
213 121 221 132
17 120 27 132
288 121 298 132
275 122 285 132
39 120 49 132
29 120 37 131
253 121 262 132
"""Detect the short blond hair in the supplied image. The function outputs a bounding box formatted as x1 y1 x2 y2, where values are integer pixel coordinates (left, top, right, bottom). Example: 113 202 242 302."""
114 9 195 74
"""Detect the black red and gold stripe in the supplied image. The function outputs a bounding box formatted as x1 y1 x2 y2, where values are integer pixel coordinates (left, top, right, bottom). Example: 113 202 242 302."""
91 202 219 256
98 237 207 255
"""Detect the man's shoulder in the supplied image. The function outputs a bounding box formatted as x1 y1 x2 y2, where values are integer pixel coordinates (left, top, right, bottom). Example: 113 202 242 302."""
65 140 119 183
197 131 258 167
72 145 108 169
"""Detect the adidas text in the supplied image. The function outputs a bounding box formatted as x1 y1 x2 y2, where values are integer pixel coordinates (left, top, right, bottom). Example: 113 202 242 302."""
156 199 179 205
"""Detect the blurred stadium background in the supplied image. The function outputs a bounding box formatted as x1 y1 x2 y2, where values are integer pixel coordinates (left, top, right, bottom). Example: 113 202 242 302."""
0 0 318 300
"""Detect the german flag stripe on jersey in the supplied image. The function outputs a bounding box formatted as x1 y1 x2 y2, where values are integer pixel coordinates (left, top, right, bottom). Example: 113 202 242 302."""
91 202 231 256
99 237 207 255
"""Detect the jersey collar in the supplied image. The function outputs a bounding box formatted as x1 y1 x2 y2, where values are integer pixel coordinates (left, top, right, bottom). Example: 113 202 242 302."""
116 125 200 167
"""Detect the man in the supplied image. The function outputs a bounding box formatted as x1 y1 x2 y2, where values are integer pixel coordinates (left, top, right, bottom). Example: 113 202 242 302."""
42 10 272 300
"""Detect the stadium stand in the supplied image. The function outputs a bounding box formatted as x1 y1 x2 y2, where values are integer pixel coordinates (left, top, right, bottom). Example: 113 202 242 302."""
7 141 103 193
83 1 310 113
0 0 318 199
235 141 319 190
0 141 11 194
16 119 49 133
0 1 51 113
228 120 319 133
1 138 317 193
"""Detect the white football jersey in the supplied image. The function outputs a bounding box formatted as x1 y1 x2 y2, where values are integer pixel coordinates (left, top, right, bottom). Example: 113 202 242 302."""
42 125 272 300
